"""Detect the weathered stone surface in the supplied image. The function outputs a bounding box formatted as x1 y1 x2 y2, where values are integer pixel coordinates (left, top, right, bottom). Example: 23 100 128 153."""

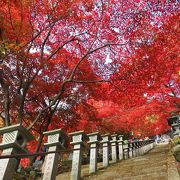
101 134 111 168
42 129 68 180
56 144 180 180
69 131 88 180
168 147 180 180
88 132 102 174
172 145 180 162
111 134 118 163
0 124 34 180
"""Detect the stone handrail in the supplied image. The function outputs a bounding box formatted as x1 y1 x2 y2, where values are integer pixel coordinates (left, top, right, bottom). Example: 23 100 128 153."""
0 125 155 180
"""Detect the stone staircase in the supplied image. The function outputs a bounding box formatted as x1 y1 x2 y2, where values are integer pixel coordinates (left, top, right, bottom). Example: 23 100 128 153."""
57 144 179 180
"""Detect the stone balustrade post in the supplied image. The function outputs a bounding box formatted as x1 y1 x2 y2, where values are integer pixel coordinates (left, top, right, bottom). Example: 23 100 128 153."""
0 124 34 180
69 131 88 180
141 141 145 155
149 140 152 150
138 141 141 156
101 134 112 168
139 140 143 156
132 141 136 157
128 142 133 158
42 129 68 180
146 141 149 150
153 139 156 147
139 141 142 156
144 140 148 154
123 143 129 159
151 140 154 149
144 141 148 154
146 140 152 153
117 135 123 160
87 132 102 174
110 134 118 163
147 140 150 152
149 140 153 151
135 141 139 156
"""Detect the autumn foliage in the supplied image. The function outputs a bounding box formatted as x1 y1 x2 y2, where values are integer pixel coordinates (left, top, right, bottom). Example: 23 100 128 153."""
0 0 179 157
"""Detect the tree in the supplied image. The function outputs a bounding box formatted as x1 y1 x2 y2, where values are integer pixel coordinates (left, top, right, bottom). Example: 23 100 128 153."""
0 0 179 155
90 13 180 137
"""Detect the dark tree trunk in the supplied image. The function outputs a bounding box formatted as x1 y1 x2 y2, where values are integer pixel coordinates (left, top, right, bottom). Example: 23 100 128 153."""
4 84 10 126
0 69 10 126
29 113 53 165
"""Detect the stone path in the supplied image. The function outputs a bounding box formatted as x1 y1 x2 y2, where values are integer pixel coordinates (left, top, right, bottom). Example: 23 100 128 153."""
56 144 179 180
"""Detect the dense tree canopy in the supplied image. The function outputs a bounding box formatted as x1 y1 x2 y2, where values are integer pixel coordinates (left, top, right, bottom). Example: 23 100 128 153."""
0 0 179 154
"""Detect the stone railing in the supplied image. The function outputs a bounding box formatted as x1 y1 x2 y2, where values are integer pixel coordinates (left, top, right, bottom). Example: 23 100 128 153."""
0 124 155 180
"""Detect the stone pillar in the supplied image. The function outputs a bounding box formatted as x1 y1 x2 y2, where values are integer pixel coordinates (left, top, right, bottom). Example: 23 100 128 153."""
69 131 88 180
146 140 150 152
138 140 142 156
123 143 129 160
148 140 153 151
147 140 150 152
117 135 123 160
128 142 133 158
148 140 151 151
134 141 139 156
141 141 145 155
87 132 102 174
153 139 156 147
134 141 137 157
0 124 34 180
138 141 142 156
132 141 136 157
151 139 154 149
42 129 68 180
110 134 118 163
146 140 151 153
101 134 111 168
144 140 148 154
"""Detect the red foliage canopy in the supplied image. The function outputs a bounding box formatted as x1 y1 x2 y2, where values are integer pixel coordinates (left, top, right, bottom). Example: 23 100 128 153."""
0 1 179 156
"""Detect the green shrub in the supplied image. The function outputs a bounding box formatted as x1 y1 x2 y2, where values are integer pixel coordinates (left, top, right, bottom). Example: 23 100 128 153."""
13 166 41 180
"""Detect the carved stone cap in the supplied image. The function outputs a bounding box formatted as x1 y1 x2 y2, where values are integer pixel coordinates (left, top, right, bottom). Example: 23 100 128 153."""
173 130 180 136
111 134 118 137
43 129 68 148
43 129 68 141
172 123 180 128
87 132 102 142
118 134 123 141
123 144 129 149
111 134 118 143
111 134 118 138
0 124 34 141
87 132 99 136
101 133 112 142
69 130 89 141
101 133 110 137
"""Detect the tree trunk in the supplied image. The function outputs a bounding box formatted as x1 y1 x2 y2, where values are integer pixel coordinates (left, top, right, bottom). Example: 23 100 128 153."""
0 69 10 126
4 84 10 126
29 114 52 165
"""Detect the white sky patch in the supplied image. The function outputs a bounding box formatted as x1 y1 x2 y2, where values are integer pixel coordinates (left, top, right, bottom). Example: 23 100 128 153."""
114 28 120 33
143 93 148 97
29 46 50 55
105 54 112 64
